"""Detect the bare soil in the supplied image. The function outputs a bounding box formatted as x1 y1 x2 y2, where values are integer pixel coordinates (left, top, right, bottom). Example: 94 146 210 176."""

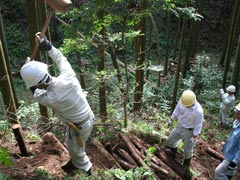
1 126 240 180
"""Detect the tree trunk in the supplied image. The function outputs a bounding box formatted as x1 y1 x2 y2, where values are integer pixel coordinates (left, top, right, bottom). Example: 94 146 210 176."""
149 14 161 87
76 52 86 89
133 1 147 112
120 14 130 128
26 0 49 122
182 0 205 78
26 0 40 59
173 18 181 60
0 12 19 108
164 11 170 76
108 45 123 84
171 18 187 113
146 16 152 80
231 33 240 92
97 27 108 120
222 0 240 88
0 40 28 156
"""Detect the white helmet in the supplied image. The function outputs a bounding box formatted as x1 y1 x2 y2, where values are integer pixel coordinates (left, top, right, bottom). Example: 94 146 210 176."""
20 61 48 88
235 103 240 114
226 85 236 93
181 90 196 107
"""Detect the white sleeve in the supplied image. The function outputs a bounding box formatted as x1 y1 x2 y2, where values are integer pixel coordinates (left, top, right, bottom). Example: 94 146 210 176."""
193 109 204 136
171 101 180 120
47 46 75 76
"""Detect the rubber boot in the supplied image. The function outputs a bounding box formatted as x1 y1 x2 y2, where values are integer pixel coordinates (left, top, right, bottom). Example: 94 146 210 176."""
227 175 232 180
86 168 92 176
183 158 191 172
165 147 177 158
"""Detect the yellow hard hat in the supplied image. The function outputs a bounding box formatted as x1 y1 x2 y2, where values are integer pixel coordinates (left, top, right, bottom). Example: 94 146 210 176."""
235 103 240 114
181 90 196 107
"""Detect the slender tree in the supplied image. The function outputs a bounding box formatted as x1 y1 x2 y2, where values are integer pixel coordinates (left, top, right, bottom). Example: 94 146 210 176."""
97 8 108 120
120 12 130 128
221 0 240 88
77 52 86 89
171 18 187 112
0 40 28 156
145 16 152 80
182 0 205 78
133 0 147 112
164 11 170 76
173 18 181 61
26 0 49 122
0 12 19 108
149 14 161 87
231 33 240 93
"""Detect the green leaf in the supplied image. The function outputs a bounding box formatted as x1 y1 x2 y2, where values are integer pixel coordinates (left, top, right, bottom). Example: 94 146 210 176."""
0 147 13 166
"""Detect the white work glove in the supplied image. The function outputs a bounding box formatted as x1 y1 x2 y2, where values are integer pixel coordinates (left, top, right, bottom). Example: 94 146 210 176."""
83 91 88 98
168 119 173 128
25 57 31 63
219 88 224 95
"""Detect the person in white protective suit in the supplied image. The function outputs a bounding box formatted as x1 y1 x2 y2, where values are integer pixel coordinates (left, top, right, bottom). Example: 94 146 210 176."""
20 32 94 175
219 85 236 127
165 90 204 172
215 103 240 180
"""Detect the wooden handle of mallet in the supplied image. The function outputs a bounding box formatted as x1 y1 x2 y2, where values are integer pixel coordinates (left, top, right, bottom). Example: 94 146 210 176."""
66 122 84 147
30 9 55 61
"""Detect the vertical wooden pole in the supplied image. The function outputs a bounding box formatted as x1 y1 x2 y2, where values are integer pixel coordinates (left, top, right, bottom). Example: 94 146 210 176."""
0 40 28 156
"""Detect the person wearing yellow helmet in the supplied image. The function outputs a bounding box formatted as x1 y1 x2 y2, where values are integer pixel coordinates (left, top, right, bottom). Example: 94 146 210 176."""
215 103 240 180
165 90 204 172
219 85 236 127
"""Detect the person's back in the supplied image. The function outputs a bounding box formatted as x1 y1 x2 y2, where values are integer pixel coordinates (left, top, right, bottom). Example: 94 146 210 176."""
34 46 93 123
20 32 94 175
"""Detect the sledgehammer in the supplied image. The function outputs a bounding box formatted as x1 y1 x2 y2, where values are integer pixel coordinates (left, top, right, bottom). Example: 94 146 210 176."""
30 0 72 60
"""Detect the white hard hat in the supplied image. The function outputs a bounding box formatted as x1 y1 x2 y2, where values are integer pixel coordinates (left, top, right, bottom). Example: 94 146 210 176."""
226 85 236 93
20 61 48 88
235 103 240 114
181 90 196 107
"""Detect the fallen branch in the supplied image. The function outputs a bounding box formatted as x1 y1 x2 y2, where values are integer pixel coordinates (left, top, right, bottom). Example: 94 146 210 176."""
118 132 147 167
155 145 192 180
150 162 169 177
118 132 168 180
129 134 177 178
117 148 138 166
206 147 224 161
112 153 137 170
90 138 122 168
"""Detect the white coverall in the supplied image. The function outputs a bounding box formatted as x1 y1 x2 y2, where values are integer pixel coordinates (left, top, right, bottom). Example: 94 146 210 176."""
34 46 94 172
219 89 235 126
167 100 204 158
